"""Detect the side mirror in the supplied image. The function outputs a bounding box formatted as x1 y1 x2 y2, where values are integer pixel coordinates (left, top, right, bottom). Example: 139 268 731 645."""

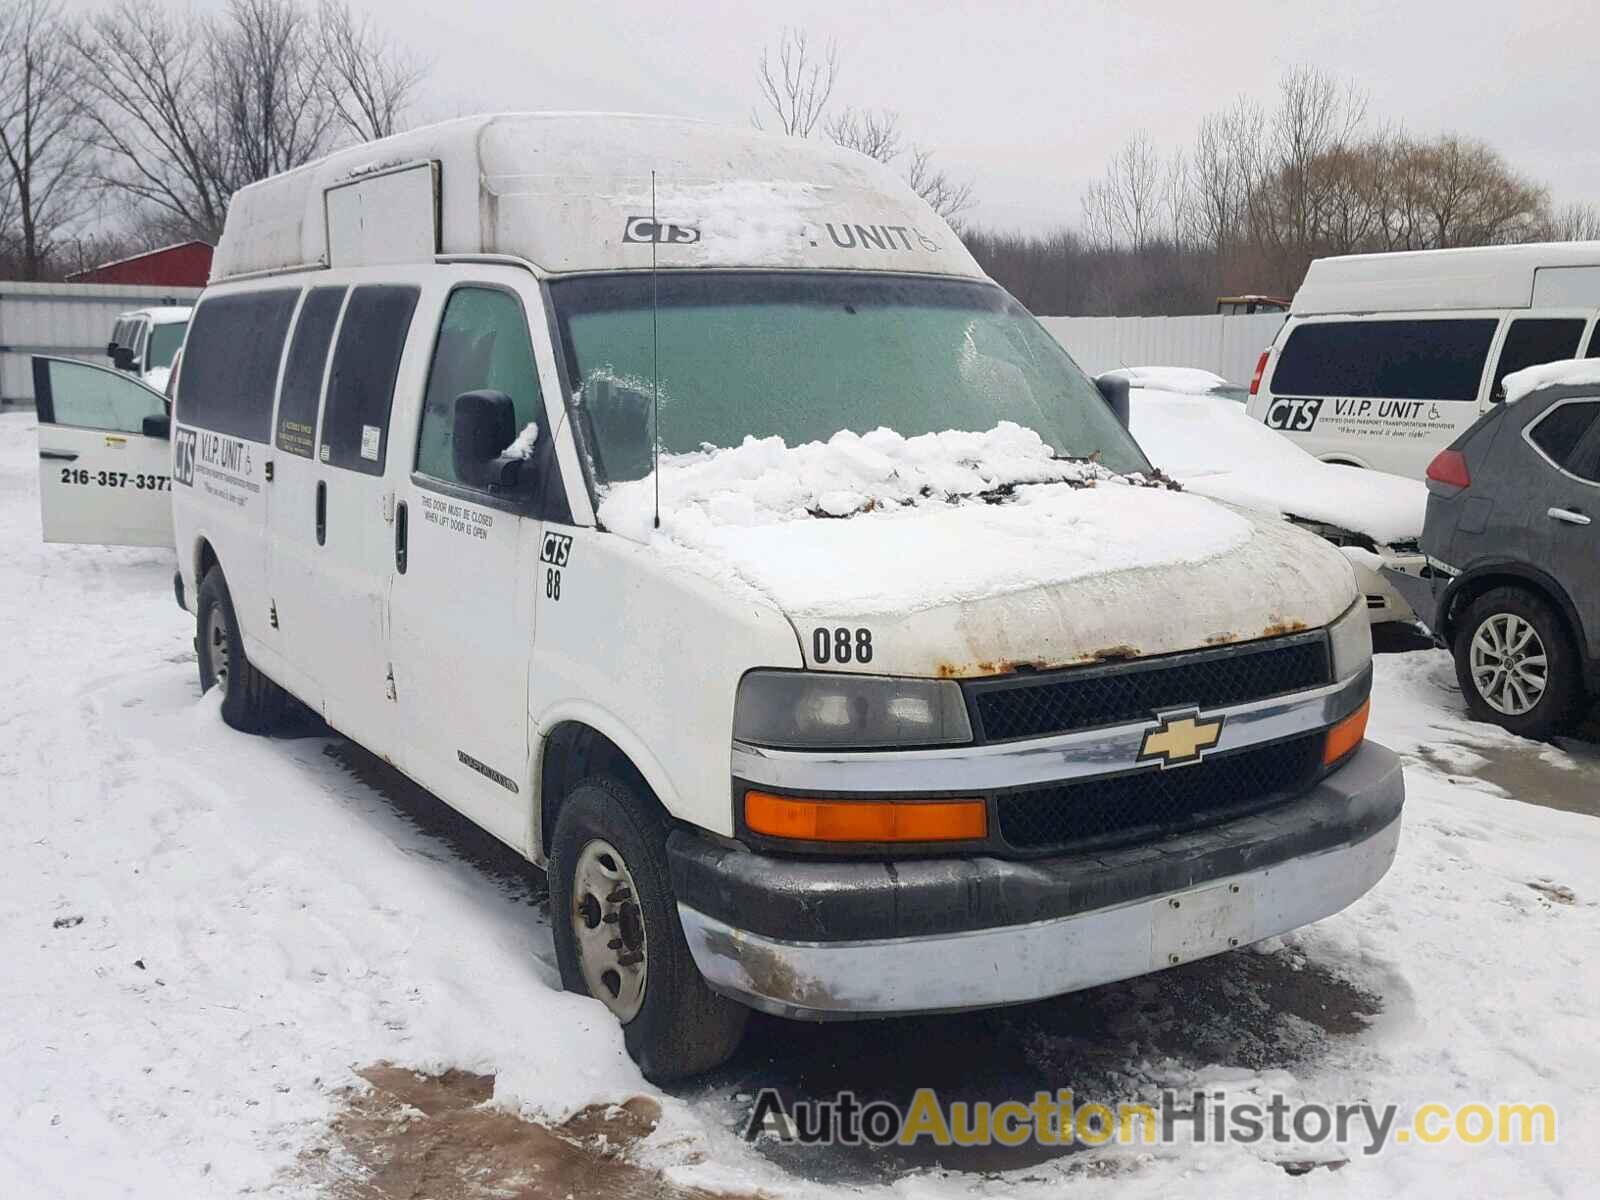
1095 374 1131 430
142 413 172 440
451 389 523 489
111 346 136 371
105 341 118 357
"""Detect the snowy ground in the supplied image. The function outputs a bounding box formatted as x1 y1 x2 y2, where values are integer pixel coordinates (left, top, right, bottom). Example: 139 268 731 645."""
2 407 1597 1198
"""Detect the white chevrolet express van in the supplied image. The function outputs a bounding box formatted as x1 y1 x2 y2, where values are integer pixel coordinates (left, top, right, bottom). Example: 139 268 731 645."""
47 114 1404 1080
1247 242 1600 479
108 305 193 393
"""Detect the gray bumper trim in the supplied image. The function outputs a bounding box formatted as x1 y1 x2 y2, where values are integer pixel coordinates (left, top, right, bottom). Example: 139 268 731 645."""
677 741 1404 1020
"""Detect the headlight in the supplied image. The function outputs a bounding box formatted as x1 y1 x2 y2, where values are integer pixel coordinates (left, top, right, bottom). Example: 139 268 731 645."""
734 671 974 749
1327 600 1372 681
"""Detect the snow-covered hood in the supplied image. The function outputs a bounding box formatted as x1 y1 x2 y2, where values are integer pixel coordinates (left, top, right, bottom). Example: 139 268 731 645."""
1129 387 1426 548
598 425 1357 677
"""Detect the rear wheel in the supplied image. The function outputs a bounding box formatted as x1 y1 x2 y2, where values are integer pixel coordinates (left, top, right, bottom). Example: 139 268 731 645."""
550 777 748 1082
197 566 288 734
1452 586 1584 740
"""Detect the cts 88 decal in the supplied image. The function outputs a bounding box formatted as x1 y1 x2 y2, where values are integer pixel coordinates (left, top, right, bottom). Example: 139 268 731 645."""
1264 397 1323 432
812 626 873 665
173 427 198 486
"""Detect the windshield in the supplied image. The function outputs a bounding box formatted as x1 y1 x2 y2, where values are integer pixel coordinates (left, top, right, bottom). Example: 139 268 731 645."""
550 272 1150 486
145 321 188 370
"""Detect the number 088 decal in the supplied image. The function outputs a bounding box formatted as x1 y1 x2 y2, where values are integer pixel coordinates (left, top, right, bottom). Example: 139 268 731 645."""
812 626 873 665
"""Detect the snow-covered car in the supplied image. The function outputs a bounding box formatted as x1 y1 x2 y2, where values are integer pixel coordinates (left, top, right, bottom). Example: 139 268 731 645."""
1112 366 1429 625
107 305 191 393
44 114 1405 1082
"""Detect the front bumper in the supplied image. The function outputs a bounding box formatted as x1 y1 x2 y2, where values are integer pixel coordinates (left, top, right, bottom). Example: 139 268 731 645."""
670 740 1404 1020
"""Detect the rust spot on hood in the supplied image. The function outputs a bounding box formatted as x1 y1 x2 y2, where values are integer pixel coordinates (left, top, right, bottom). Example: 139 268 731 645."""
1262 619 1309 637
932 645 1146 678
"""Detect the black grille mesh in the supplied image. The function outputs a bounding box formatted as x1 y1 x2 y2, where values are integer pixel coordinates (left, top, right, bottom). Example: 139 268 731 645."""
970 637 1330 742
995 734 1324 851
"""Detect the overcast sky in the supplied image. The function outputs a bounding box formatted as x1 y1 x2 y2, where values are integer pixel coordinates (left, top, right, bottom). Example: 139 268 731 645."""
78 0 1600 233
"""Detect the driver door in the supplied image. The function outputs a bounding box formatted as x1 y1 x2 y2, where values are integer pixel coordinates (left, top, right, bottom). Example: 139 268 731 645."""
34 356 173 547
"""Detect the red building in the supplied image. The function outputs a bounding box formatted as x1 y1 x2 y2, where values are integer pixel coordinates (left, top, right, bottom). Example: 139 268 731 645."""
66 241 214 287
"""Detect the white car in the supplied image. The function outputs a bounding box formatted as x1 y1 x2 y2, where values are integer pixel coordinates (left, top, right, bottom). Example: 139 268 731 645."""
40 113 1404 1082
107 305 192 393
1112 366 1428 624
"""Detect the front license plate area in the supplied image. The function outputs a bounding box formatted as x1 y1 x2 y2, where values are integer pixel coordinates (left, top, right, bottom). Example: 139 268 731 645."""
1151 880 1250 967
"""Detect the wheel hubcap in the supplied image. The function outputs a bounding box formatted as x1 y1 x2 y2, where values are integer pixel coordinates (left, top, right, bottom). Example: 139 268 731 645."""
205 606 232 698
571 838 647 1021
1469 613 1548 716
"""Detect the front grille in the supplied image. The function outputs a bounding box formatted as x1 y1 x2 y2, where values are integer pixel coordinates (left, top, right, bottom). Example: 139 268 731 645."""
968 634 1330 742
995 734 1324 852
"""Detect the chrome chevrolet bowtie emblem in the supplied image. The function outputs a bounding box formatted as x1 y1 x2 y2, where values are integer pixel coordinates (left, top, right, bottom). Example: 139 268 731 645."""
1137 708 1225 769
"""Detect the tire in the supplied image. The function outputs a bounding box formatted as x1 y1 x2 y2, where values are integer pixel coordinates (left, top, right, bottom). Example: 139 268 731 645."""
196 566 289 734
1452 586 1585 740
549 777 749 1082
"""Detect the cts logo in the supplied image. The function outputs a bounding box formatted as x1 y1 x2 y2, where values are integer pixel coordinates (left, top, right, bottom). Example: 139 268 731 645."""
173 427 197 487
1264 396 1323 432
623 216 700 245
539 531 572 566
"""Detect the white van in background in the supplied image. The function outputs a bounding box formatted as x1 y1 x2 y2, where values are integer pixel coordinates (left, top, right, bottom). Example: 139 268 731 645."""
40 113 1402 1081
108 305 192 393
1247 242 1600 478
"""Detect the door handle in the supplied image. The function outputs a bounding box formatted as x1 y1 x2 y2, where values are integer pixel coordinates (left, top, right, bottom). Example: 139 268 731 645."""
39 450 77 461
315 481 327 546
395 500 408 574
1547 507 1591 527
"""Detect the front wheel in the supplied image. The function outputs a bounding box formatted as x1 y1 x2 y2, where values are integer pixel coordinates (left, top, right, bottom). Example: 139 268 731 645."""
196 566 288 733
549 777 748 1082
1452 586 1584 740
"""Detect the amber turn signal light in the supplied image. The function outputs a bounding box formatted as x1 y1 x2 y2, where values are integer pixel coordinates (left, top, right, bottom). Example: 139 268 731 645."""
744 791 988 843
1323 698 1371 765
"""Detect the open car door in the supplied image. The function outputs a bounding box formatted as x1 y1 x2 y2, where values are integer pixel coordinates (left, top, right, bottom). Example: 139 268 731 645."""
34 356 174 547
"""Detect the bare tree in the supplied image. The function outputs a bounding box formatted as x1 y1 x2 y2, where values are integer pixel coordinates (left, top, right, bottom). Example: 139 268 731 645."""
824 106 902 163
0 0 92 279
1083 132 1163 251
318 0 426 141
905 146 974 228
1545 201 1600 241
753 28 837 137
211 0 337 193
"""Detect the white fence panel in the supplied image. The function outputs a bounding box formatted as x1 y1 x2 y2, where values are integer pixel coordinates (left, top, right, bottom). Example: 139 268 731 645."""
0 282 203 404
1038 313 1286 385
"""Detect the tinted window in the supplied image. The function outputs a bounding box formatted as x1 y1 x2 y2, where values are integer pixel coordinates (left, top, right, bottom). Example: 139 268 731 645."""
416 288 545 486
145 321 187 370
1586 322 1600 359
276 287 346 458
1272 319 1498 402
320 285 419 474
1529 400 1600 476
38 360 165 433
1491 318 1586 400
178 290 298 441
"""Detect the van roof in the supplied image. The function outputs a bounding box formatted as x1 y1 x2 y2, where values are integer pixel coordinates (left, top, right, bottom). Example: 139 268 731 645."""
1291 241 1600 316
212 112 983 283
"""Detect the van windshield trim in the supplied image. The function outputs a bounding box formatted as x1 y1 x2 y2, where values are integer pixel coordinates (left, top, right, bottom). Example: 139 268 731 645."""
546 269 1150 501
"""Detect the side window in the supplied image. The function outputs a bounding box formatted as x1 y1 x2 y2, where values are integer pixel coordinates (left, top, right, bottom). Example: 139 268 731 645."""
1491 318 1586 401
320 285 420 474
416 287 545 486
36 359 165 434
178 290 299 441
275 287 347 458
1530 400 1600 482
1585 320 1600 359
1271 319 1498 402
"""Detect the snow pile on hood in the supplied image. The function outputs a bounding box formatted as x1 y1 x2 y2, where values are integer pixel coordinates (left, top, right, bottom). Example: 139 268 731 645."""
595 422 1260 618
598 422 1156 540
1130 387 1425 547
1100 365 1230 395
1503 358 1600 404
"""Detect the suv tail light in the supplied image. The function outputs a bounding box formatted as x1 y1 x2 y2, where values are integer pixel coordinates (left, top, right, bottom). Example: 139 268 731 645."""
1248 350 1270 397
1426 449 1471 488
